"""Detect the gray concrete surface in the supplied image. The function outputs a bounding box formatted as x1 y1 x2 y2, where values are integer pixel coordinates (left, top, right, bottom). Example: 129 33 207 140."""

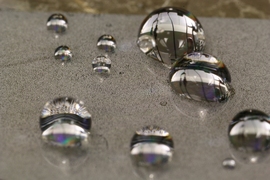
0 11 270 180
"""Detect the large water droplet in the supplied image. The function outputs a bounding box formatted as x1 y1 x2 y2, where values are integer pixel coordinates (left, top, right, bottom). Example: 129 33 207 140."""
170 53 234 119
228 109 270 163
222 158 236 169
97 34 116 53
54 45 73 62
47 14 68 35
130 125 173 179
40 97 91 148
170 52 233 102
92 55 111 73
137 7 205 67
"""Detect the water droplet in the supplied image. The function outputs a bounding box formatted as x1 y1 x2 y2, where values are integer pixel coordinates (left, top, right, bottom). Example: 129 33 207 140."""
170 52 233 102
228 109 270 163
130 125 173 179
40 97 91 148
137 7 205 67
92 55 111 73
47 14 68 34
222 158 236 169
170 52 234 118
54 46 73 62
97 34 116 53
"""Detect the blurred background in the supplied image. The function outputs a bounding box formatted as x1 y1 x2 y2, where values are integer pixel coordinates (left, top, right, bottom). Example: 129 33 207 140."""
0 0 269 19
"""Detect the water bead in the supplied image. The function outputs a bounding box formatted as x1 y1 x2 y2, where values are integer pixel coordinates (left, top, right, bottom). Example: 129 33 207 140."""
170 52 233 102
92 55 111 73
137 7 205 66
54 45 73 62
40 97 91 148
97 34 116 53
130 125 173 179
228 109 270 163
47 14 68 34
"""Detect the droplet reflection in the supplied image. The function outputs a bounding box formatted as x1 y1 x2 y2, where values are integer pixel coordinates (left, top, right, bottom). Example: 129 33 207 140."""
97 34 116 53
130 125 173 179
170 52 234 119
137 7 205 67
47 14 68 37
92 55 111 73
228 109 270 163
54 46 73 63
40 97 91 148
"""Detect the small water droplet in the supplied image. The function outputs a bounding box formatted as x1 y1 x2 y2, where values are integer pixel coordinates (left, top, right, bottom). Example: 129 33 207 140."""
160 101 167 106
54 46 73 62
47 14 68 35
97 34 116 53
222 158 236 169
170 52 233 103
137 7 205 67
130 125 173 179
137 35 156 54
40 97 91 148
92 55 111 73
228 109 270 163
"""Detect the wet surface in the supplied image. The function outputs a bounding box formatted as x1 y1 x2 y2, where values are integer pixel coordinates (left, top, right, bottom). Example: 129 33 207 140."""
0 0 269 19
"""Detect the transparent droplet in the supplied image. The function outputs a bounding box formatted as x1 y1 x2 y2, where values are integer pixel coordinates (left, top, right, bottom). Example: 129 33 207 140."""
130 125 173 179
97 34 116 53
54 45 73 62
228 109 270 163
222 158 236 169
47 14 68 35
40 97 91 148
170 52 234 119
137 35 156 54
92 55 111 73
137 7 205 67
170 52 233 102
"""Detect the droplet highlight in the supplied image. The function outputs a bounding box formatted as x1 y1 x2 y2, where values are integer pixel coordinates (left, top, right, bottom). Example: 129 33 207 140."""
40 97 91 148
228 109 270 163
137 7 205 66
47 14 68 34
54 45 73 62
130 125 173 179
92 55 111 73
97 34 116 53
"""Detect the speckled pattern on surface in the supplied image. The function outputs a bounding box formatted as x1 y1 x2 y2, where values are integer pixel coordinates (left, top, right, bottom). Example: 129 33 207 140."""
0 11 270 180
0 0 270 18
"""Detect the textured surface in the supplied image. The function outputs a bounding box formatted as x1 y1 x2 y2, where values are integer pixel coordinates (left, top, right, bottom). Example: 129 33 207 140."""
0 0 270 19
0 11 270 180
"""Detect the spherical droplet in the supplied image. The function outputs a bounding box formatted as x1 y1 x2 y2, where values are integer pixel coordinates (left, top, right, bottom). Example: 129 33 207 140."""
222 158 236 169
228 109 270 163
92 55 111 73
137 7 205 66
40 97 91 148
47 14 68 34
97 34 116 53
170 52 234 103
130 125 173 179
54 45 73 62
